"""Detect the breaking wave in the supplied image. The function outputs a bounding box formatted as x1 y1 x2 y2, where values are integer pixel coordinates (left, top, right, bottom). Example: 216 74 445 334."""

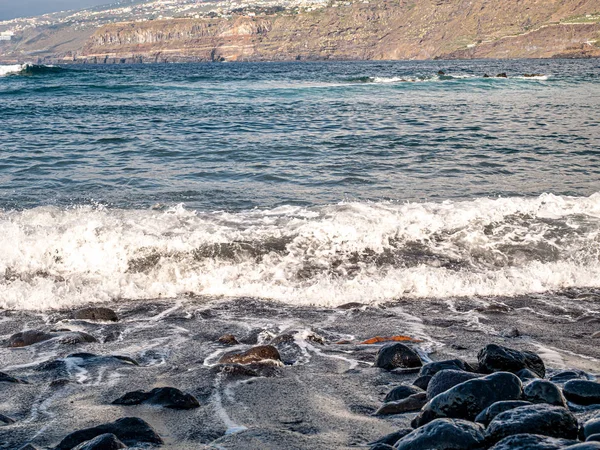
1 193 599 310
0 63 68 77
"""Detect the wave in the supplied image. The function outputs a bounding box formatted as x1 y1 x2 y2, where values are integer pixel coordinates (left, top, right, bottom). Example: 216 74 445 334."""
346 74 549 84
1 193 599 310
0 63 68 77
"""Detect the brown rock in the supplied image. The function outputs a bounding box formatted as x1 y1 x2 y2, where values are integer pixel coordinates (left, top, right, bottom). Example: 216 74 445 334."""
218 345 282 365
8 330 55 347
73 307 119 322
217 334 239 345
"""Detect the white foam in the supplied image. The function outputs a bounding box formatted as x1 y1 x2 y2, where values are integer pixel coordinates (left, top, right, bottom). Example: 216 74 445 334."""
0 64 24 76
1 193 599 310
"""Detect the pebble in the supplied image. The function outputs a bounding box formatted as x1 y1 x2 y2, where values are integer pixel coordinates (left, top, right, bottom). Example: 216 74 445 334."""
112 387 200 409
374 343 422 371
562 380 600 405
478 344 545 377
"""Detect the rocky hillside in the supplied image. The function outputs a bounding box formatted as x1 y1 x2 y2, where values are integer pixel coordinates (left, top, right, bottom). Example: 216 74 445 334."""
3 0 600 63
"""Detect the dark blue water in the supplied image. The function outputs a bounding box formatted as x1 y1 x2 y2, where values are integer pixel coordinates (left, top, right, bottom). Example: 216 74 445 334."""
1 59 599 211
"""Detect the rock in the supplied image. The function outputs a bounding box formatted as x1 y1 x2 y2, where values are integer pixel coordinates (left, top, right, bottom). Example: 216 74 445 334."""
500 327 521 338
413 375 432 390
517 368 540 382
488 433 579 450
563 380 600 405
390 367 421 375
395 418 485 450
384 384 423 403
523 379 567 407
438 70 445 75
72 307 118 322
412 372 523 427
72 434 126 450
375 392 427 415
592 331 600 339
0 413 15 424
475 400 532 426
56 332 98 345
483 74 490 78
583 418 600 440
211 363 259 377
478 344 545 377
0 371 27 383
367 428 413 447
523 73 544 78
374 343 422 370
218 345 282 365
588 435 600 442
217 334 239 345
8 330 55 347
565 444 600 449
55 417 163 449
486 404 579 443
550 370 591 383
496 73 508 78
426 369 480 400
419 359 476 378
112 387 199 409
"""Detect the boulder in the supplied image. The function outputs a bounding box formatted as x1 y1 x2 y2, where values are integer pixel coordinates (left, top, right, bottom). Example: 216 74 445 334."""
475 401 532 426
583 418 600 440
384 385 423 403
72 434 126 450
412 372 523 427
565 444 600 449
563 380 600 405
523 379 567 407
72 307 118 322
218 345 282 365
426 369 480 400
55 417 163 449
395 418 485 450
488 434 579 450
486 404 579 443
550 370 591 383
367 428 413 447
517 368 540 382
374 343 422 371
112 387 199 409
588 435 600 442
419 359 475 378
478 344 545 377
413 375 432 391
375 392 427 415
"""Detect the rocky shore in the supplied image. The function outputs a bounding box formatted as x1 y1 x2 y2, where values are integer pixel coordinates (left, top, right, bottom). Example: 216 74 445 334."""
1 290 599 449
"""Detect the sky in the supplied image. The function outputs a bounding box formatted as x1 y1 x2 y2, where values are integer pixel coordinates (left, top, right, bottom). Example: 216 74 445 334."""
0 0 112 20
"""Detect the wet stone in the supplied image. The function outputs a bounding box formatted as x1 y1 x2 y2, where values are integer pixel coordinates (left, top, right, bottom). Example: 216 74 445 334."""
583 418 600 440
413 372 523 427
384 384 423 403
517 368 540 382
55 417 163 449
419 359 476 378
426 369 480 400
72 307 119 322
588 435 600 442
413 375 432 390
0 413 15 424
72 433 126 450
112 387 199 409
563 380 600 405
475 400 532 426
395 418 485 450
488 433 579 450
217 334 239 345
486 404 579 443
523 379 567 407
368 428 413 447
0 371 27 383
211 363 259 377
374 343 422 371
7 330 54 347
565 444 600 449
375 392 427 415
478 344 545 378
218 345 282 365
550 370 592 383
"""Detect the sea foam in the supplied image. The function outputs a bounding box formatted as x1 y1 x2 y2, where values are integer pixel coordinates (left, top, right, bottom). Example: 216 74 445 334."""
1 193 599 310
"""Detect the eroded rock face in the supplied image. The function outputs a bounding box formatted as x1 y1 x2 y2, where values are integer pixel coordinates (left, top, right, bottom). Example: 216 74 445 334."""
55 417 163 449
478 344 545 378
217 345 282 365
374 343 422 371
486 404 579 443
395 418 485 450
413 372 523 427
112 387 199 409
562 380 600 405
488 433 579 450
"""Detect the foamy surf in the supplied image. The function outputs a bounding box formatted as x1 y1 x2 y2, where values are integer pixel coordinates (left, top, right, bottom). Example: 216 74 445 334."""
0 64 25 77
1 193 599 310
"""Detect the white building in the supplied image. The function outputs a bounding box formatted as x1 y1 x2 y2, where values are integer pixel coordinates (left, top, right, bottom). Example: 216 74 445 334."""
0 31 14 41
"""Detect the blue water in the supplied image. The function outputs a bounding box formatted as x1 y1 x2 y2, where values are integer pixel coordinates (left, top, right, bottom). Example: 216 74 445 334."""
1 59 599 211
1 59 600 309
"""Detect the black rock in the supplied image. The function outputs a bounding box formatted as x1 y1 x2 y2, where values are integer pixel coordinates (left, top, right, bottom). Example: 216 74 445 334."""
419 359 476 378
550 370 592 383
588 435 600 442
369 445 394 450
483 74 490 78
427 369 480 400
55 417 163 449
438 70 446 75
486 404 579 443
478 344 545 377
583 418 600 440
0 371 27 383
368 428 413 447
72 434 126 450
413 375 432 390
488 433 579 450
395 418 485 450
496 73 508 78
412 372 523 427
0 413 15 424
475 400 532 426
72 307 119 322
563 380 600 405
516 368 540 382
524 379 567 407
375 392 427 415
565 444 600 449
112 387 199 409
374 343 422 371
384 385 423 403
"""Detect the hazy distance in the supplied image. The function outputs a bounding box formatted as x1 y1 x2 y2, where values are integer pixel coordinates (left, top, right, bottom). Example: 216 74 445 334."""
0 0 112 20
